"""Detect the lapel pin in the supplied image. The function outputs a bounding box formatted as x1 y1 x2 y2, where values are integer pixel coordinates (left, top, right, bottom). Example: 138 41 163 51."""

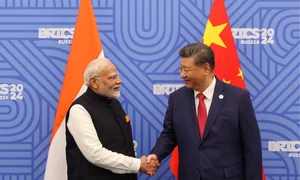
219 94 224 99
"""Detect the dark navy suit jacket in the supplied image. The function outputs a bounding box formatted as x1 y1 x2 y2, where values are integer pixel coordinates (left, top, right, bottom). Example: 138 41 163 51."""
151 78 262 180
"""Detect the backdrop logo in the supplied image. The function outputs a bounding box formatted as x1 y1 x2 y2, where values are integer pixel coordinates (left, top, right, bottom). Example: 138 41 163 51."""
38 28 74 44
133 140 138 156
153 84 184 95
232 28 275 45
0 84 24 100
268 141 300 158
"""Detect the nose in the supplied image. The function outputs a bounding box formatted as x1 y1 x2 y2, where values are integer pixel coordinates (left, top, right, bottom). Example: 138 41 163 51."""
116 77 122 85
180 71 186 78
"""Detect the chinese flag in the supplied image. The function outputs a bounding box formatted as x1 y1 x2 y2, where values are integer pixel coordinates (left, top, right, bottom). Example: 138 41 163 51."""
170 0 266 179
44 0 104 179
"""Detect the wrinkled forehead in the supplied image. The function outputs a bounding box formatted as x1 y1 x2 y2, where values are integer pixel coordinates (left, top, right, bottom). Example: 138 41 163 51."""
100 63 118 76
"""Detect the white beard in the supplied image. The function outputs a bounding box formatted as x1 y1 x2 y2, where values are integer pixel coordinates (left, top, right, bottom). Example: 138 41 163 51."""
98 83 121 99
108 89 121 99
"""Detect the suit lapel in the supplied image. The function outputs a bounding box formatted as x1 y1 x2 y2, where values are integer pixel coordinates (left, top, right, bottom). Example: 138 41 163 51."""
200 79 225 144
184 87 201 143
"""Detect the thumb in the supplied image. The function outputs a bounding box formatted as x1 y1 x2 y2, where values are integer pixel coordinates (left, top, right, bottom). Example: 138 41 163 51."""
146 154 154 163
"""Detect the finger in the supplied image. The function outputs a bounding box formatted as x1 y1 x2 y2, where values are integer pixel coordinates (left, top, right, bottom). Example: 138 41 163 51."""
147 168 155 174
146 155 153 163
156 161 160 166
147 172 154 176
150 160 160 167
146 171 153 176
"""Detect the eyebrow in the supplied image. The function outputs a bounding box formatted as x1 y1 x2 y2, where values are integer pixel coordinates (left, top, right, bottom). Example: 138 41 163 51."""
180 65 191 69
107 73 118 77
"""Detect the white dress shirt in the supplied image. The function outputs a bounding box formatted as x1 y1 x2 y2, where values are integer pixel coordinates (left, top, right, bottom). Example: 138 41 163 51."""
194 75 216 116
67 104 141 174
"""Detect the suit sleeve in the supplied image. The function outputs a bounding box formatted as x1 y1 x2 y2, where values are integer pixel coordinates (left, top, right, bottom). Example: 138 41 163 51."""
239 91 262 180
150 94 177 162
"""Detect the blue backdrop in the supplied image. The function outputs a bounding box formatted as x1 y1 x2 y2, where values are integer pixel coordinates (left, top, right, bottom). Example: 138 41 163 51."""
0 0 299 179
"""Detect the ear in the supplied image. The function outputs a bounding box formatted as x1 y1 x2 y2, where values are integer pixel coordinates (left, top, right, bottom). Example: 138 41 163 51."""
90 78 97 89
203 63 211 74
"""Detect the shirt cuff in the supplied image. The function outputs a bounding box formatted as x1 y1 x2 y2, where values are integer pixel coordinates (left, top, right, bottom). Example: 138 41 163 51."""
131 158 141 173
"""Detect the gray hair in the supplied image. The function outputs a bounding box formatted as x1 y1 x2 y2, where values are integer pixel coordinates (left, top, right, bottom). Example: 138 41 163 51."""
83 58 112 86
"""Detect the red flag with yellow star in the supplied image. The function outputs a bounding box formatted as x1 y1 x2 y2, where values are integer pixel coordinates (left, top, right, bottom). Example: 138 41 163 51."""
170 0 266 179
202 0 245 88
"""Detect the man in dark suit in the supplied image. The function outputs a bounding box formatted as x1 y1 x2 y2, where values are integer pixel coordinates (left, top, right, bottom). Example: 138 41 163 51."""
147 43 262 180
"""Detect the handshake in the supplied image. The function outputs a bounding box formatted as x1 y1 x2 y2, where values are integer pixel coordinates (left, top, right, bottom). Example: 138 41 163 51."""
139 154 160 176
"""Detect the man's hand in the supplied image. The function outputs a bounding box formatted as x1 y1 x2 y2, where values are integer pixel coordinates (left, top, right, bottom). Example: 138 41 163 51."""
147 154 160 166
139 155 159 176
147 154 160 175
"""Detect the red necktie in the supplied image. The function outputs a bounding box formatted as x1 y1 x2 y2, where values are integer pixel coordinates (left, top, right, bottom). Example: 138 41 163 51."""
197 93 207 138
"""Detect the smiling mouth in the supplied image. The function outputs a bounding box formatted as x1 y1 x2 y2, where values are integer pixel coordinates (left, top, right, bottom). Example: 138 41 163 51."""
113 87 119 91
